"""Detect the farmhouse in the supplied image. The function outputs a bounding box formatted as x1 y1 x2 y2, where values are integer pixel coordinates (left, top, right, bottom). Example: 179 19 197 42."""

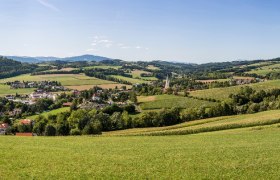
232 77 256 85
0 123 9 135
63 102 73 107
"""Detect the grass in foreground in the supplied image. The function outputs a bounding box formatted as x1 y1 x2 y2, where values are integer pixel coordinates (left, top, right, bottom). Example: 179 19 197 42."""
1 126 280 179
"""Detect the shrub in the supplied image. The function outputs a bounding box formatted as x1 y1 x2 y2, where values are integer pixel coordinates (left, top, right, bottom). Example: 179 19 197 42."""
70 128 81 136
44 124 57 136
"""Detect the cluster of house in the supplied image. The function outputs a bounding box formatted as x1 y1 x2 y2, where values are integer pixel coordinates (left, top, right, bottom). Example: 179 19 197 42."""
6 80 67 91
5 90 58 105
0 119 34 136
0 123 9 135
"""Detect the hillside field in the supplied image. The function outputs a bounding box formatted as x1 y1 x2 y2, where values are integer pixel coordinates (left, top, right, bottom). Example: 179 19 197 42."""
139 94 217 110
106 110 280 136
26 107 70 120
130 70 158 81
0 84 35 96
110 75 149 84
190 80 280 101
1 125 280 179
0 73 115 87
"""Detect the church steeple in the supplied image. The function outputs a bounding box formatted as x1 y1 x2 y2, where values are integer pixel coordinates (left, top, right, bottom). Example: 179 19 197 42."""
164 75 170 89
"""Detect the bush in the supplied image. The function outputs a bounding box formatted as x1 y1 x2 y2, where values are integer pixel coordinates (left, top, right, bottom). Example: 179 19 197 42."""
70 128 81 136
44 124 56 136
82 121 102 135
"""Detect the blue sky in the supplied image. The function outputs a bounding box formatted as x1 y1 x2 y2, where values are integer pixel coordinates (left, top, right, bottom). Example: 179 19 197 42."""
1 0 280 63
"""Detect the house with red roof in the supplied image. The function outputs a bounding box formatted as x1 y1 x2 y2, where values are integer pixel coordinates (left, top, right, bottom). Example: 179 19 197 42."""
0 123 9 135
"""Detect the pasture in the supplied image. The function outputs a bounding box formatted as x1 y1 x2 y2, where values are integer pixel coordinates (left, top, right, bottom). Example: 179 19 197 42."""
139 94 217 110
107 110 280 136
1 125 280 179
84 65 122 70
0 84 35 96
190 80 280 100
146 65 160 70
111 75 149 84
26 107 70 120
247 62 280 76
0 73 115 86
130 70 158 81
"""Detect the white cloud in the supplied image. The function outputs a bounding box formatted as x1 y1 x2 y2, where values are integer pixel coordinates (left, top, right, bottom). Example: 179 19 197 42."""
86 48 98 52
36 0 60 12
88 34 148 51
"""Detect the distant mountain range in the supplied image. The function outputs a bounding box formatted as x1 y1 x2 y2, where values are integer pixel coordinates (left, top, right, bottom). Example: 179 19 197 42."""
4 54 111 63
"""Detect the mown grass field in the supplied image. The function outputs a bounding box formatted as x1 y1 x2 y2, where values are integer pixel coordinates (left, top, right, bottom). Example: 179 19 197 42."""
84 65 122 70
107 110 280 136
0 84 35 96
111 75 149 84
247 63 280 76
0 73 115 86
26 107 70 120
146 65 160 70
139 94 217 110
190 80 280 101
1 125 280 179
130 70 158 81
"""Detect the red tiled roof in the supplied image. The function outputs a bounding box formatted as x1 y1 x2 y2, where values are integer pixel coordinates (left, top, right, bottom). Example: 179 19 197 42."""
63 102 73 107
16 133 33 136
0 123 9 129
20 119 32 125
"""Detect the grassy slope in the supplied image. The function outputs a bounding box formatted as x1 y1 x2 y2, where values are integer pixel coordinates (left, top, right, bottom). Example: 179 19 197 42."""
1 126 280 179
248 63 280 76
105 110 280 136
26 107 70 120
0 84 35 96
111 75 148 84
190 80 280 100
139 94 217 110
0 73 114 86
131 70 158 81
84 65 122 70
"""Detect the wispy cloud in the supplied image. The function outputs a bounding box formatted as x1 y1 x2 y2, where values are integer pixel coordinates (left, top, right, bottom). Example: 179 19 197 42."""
36 0 60 12
87 35 149 51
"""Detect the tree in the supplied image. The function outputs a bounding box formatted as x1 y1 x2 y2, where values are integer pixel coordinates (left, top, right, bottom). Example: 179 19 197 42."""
44 124 56 136
129 91 138 104
70 128 81 135
82 121 102 135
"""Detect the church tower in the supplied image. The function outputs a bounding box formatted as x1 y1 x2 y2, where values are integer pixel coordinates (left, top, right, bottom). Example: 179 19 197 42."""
164 75 170 89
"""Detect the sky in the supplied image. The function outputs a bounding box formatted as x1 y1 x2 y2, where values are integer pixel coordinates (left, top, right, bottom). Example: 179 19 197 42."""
1 0 280 63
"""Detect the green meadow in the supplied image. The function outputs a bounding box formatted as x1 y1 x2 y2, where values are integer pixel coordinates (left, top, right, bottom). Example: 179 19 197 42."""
247 63 280 76
84 65 122 70
1 125 280 179
26 107 70 120
190 80 280 101
130 70 158 81
139 94 217 110
111 75 149 84
0 73 115 86
0 84 35 96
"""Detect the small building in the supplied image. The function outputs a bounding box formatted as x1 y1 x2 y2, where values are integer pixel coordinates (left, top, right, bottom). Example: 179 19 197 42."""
0 123 9 135
16 133 33 136
92 94 101 101
20 119 33 126
63 102 73 107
